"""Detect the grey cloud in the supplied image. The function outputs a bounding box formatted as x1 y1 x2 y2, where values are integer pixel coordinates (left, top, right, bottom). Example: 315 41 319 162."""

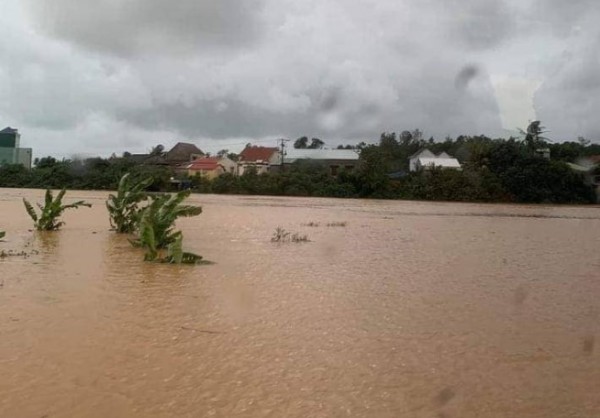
25 0 265 56
119 64 503 143
441 0 516 49
535 34 600 140
5 0 600 159
530 0 598 33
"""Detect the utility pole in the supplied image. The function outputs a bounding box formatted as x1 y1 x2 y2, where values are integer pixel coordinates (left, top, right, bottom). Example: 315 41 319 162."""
278 138 289 172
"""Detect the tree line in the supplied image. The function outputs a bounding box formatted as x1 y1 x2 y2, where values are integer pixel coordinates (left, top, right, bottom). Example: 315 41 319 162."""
1 128 598 204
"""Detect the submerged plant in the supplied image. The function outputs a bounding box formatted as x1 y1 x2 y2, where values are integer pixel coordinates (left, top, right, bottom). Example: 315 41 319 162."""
23 189 91 231
271 227 290 242
326 221 347 227
302 222 320 227
271 227 309 243
106 173 153 233
0 230 5 240
132 190 203 264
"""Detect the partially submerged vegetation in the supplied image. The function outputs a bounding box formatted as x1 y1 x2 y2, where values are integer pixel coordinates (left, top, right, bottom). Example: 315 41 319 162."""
23 189 91 231
271 227 309 243
326 222 347 227
131 190 204 264
106 173 153 233
2 173 209 267
0 249 39 259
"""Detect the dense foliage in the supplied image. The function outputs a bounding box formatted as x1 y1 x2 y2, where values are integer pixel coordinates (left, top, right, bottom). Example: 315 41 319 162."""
1 129 598 204
23 189 92 231
0 156 171 191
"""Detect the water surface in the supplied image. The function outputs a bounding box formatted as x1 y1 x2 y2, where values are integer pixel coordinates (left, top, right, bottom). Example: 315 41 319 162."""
1 189 599 417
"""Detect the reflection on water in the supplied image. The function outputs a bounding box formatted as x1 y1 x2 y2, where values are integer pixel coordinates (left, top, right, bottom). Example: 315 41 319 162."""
1 189 599 417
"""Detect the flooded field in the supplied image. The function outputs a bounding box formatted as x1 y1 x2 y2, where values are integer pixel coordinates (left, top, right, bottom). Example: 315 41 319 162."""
1 188 599 417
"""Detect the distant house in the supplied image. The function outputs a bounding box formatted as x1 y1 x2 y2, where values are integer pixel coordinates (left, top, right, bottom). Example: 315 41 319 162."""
238 145 280 175
0 127 32 169
409 149 461 172
283 148 359 175
165 143 204 166
181 156 236 180
125 142 204 167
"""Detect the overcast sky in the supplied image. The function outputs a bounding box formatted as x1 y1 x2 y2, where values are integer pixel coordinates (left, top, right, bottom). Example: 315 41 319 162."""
1 0 599 158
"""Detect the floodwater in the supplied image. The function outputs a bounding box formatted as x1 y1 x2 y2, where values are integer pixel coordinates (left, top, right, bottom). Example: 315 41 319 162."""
1 188 599 418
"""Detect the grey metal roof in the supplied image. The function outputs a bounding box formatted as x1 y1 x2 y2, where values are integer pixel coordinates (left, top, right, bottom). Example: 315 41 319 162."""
284 149 359 164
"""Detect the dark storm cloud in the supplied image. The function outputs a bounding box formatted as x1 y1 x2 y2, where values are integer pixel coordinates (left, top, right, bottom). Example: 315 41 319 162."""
25 0 264 56
455 65 480 90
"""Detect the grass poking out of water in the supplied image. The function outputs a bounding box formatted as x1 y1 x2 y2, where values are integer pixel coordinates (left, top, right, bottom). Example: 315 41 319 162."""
326 222 347 227
302 222 320 227
271 227 310 243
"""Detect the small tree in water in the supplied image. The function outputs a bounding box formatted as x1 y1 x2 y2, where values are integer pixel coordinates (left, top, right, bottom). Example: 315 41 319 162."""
106 173 153 233
131 190 204 264
23 189 91 231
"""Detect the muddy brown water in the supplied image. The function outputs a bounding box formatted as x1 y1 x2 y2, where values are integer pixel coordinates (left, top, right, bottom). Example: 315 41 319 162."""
1 188 599 417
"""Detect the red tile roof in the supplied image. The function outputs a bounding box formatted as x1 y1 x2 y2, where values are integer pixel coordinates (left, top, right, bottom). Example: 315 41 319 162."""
239 146 278 162
186 157 221 171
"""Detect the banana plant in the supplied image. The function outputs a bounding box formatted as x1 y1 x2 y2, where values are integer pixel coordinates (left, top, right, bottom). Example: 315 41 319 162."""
23 189 92 231
132 190 203 264
106 173 153 233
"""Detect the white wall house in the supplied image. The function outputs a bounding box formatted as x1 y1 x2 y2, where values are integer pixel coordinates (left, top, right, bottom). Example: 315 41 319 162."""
409 149 461 172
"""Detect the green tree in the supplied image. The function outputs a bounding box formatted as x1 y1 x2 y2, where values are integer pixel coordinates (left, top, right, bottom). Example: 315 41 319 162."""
308 138 325 149
294 136 308 149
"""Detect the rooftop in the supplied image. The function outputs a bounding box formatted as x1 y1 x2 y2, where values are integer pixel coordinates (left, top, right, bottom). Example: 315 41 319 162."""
284 149 359 163
418 157 462 169
185 157 221 171
240 146 279 162
166 142 204 162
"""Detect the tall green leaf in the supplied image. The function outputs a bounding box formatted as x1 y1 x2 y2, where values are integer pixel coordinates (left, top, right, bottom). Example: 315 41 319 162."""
23 198 38 222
